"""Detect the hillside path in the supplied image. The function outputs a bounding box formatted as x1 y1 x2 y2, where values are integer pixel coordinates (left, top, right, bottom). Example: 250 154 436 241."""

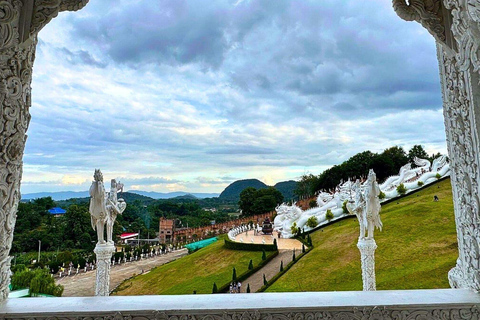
241 249 293 293
57 249 188 296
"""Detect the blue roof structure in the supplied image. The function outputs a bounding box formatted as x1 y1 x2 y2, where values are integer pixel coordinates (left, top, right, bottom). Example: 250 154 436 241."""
48 207 66 215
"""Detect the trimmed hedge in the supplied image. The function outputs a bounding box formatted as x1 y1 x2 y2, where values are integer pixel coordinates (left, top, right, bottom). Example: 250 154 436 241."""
216 250 279 293
224 238 277 251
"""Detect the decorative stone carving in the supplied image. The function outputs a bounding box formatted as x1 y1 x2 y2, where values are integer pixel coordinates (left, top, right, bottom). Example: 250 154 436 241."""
357 238 378 291
394 0 480 292
2 306 480 320
93 243 115 296
392 0 449 46
0 0 89 301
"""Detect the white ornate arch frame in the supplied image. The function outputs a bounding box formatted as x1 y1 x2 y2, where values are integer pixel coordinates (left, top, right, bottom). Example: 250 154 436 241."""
1 1 480 319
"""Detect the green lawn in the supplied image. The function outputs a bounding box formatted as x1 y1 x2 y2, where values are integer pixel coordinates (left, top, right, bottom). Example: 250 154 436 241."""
267 178 457 292
113 236 274 295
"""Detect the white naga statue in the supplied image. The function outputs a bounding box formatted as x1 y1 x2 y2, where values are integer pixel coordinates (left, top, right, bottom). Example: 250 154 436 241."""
89 169 127 245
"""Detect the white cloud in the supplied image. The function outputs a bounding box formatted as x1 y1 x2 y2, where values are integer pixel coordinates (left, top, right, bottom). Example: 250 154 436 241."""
21 0 446 194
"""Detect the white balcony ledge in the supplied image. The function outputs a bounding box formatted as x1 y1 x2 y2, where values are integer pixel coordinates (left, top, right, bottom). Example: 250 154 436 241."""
1 289 480 319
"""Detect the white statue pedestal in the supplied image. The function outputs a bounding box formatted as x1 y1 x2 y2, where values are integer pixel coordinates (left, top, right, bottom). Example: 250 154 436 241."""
357 238 377 291
94 243 115 296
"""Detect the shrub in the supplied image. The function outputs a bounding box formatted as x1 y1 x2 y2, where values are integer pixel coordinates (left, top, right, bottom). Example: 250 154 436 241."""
342 200 349 214
379 191 386 200
262 249 266 260
397 183 407 195
232 267 237 281
306 216 318 228
307 234 312 246
247 283 251 293
12 267 64 296
417 181 424 187
273 238 278 250
326 210 334 221
436 173 441 179
309 200 317 208
292 249 296 262
248 259 253 270
302 244 306 253
212 282 218 293
263 274 268 286
290 222 298 235
280 260 283 272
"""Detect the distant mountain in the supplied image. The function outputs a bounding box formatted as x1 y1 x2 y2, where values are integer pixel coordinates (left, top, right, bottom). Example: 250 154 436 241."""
54 192 156 207
219 179 268 200
274 180 298 201
22 190 218 201
171 194 198 200
21 191 90 201
128 190 218 199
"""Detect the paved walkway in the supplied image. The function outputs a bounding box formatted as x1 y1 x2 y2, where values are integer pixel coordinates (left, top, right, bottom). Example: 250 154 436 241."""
57 249 188 296
231 231 302 293
242 249 294 293
234 231 303 250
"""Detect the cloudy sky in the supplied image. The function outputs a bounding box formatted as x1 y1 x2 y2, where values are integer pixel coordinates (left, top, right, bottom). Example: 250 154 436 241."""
21 0 446 194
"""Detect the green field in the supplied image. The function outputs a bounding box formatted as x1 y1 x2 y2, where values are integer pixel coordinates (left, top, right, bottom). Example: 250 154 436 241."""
267 178 457 292
113 236 274 295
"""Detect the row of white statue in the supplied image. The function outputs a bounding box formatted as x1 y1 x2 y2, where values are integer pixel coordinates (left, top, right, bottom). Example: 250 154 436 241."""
274 156 449 238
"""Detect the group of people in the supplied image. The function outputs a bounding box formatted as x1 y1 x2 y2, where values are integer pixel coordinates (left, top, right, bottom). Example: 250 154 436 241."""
229 281 242 293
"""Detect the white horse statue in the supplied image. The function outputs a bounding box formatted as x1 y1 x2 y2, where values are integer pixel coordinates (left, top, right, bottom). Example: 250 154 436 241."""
89 169 108 245
364 169 383 239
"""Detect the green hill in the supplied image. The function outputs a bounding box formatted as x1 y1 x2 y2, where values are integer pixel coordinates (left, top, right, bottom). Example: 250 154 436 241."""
267 178 457 292
113 235 275 295
219 179 297 201
274 180 297 200
219 179 268 200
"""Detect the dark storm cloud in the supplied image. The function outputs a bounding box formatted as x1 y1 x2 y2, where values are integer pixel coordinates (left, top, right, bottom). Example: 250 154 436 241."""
68 0 441 114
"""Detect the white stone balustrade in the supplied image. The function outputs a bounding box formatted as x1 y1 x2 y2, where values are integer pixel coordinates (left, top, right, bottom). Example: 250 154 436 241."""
1 289 479 320
228 224 252 241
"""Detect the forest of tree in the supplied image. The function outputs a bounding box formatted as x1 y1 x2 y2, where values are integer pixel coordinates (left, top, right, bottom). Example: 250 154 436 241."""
294 145 443 198
12 196 237 254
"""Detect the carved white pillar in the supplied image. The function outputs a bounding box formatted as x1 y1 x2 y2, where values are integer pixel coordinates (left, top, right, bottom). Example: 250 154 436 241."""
0 0 89 301
357 238 377 291
94 243 115 296
394 0 480 291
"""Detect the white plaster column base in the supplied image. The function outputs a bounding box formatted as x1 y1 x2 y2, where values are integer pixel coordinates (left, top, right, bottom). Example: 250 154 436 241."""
94 243 115 296
357 238 377 291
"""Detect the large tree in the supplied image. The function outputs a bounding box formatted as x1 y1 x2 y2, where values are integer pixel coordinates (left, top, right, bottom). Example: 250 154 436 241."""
408 145 429 164
239 187 284 216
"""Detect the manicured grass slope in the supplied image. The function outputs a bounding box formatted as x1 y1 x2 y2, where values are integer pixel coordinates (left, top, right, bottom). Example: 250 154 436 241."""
267 179 457 292
114 236 273 295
